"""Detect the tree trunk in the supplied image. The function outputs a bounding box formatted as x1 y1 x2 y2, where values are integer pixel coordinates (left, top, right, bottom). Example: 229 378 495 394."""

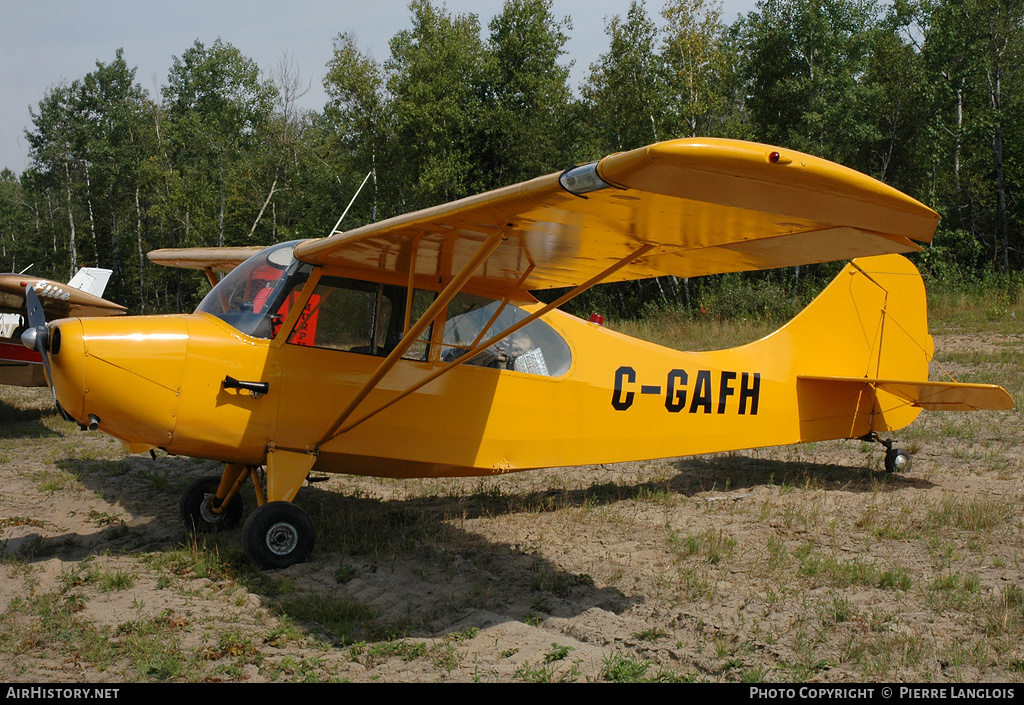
85 162 98 266
64 164 77 277
135 185 145 313
989 60 1009 272
108 190 120 280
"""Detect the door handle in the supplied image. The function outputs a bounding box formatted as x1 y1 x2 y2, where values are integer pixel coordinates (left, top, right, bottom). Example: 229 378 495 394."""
222 375 269 397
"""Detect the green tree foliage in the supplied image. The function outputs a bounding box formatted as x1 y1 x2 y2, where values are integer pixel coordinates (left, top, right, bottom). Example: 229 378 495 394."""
482 0 576 181
918 0 1024 274
155 39 279 309
1 0 1021 319
386 0 490 209
584 1 668 153
852 5 931 190
661 0 737 138
0 169 37 273
321 0 576 222
23 80 88 278
75 49 157 307
161 39 278 249
740 0 882 166
322 31 389 228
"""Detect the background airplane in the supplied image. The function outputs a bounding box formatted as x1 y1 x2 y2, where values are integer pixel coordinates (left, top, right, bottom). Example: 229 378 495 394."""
0 267 124 386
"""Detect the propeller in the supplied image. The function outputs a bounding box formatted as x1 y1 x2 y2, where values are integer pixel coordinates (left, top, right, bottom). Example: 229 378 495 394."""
21 284 57 402
21 285 92 427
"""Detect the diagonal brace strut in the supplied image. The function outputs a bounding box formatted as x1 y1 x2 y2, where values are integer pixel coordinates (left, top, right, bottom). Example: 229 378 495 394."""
317 242 657 445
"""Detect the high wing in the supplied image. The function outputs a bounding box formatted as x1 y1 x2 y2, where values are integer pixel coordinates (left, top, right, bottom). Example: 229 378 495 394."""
146 246 267 273
0 274 126 320
147 139 938 298
146 246 269 287
293 138 938 294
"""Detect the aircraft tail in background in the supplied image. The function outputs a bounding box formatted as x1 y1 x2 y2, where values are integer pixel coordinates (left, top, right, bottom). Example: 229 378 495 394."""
66 267 113 298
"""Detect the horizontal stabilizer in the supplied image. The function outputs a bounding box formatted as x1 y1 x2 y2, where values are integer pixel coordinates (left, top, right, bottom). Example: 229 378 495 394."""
798 375 1014 411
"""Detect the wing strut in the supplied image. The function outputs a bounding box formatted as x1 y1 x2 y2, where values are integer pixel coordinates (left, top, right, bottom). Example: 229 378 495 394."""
312 231 507 449
316 242 658 446
466 262 536 352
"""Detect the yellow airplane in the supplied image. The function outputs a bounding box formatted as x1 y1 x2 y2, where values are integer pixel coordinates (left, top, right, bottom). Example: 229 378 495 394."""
20 138 1013 569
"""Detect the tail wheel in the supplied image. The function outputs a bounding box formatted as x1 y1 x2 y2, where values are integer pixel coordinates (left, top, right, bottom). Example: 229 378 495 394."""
180 475 243 533
884 448 912 473
241 501 315 569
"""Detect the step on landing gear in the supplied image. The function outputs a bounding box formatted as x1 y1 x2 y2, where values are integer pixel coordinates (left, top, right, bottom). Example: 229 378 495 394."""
861 433 912 473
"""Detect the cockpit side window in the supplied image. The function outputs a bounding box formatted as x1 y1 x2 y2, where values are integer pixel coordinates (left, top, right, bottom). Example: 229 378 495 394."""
280 275 572 376
286 277 434 360
287 277 384 353
441 293 572 377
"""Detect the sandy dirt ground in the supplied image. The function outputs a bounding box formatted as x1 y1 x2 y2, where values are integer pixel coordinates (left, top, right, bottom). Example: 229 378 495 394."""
0 331 1021 683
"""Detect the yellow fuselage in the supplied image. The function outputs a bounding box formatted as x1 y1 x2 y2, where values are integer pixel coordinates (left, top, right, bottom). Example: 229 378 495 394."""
46 255 929 482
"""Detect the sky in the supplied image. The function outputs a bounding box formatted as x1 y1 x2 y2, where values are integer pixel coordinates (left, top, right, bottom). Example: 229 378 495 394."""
0 0 759 173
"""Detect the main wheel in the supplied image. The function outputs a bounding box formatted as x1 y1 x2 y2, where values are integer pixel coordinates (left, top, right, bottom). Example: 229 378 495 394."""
884 448 912 473
241 501 315 569
180 475 243 533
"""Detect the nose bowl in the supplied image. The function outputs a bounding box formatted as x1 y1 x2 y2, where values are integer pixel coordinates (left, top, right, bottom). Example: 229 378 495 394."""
48 319 86 422
52 316 188 446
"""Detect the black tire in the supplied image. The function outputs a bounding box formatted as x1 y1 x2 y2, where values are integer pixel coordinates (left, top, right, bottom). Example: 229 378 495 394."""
179 475 243 533
884 448 912 474
241 501 315 569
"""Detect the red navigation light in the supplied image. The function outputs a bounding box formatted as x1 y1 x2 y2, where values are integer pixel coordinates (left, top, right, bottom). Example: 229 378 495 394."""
768 151 781 164
589 313 605 326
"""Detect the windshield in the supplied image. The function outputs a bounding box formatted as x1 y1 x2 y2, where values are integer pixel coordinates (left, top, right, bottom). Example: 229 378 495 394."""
195 241 308 338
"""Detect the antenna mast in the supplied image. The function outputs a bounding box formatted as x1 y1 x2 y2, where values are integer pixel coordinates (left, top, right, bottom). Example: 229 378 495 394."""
329 171 373 236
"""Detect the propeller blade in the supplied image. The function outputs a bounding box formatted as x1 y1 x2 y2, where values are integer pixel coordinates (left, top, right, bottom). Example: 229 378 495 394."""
25 283 47 330
22 285 55 398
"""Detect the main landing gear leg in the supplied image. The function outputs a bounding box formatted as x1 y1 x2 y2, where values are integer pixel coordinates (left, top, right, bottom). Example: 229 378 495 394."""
241 449 318 570
861 433 912 474
179 462 248 533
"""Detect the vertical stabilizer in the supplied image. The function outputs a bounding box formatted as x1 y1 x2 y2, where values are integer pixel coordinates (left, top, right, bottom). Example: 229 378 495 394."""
67 268 113 297
778 254 934 437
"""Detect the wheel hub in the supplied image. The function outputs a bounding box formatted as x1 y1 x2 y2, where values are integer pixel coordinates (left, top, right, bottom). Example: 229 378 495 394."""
199 493 225 524
266 521 299 555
